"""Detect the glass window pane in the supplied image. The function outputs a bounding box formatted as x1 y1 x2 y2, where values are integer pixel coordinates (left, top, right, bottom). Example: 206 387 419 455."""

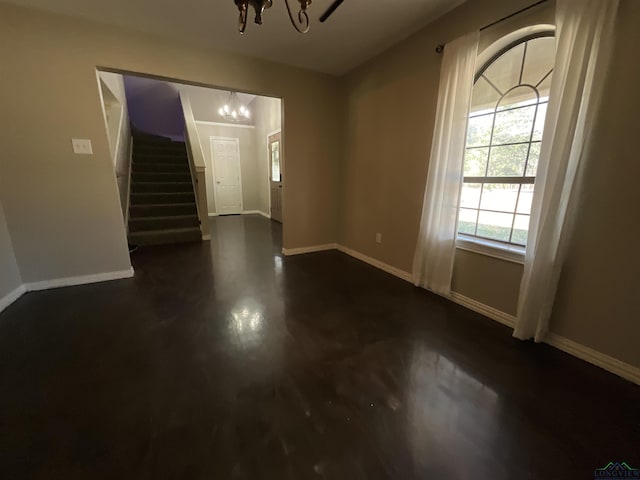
471 76 501 115
522 37 556 88
526 142 541 176
480 183 519 213
477 211 514 242
512 215 531 245
458 208 478 235
464 148 488 176
271 141 280 182
466 114 493 147
516 184 534 215
532 102 548 141
493 106 536 144
483 43 525 93
460 183 482 209
487 143 529 177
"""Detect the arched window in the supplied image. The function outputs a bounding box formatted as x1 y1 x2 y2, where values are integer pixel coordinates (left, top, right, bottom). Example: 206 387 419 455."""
457 32 555 249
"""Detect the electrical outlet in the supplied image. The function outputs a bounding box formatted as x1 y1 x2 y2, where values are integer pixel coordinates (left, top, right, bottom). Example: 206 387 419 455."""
72 139 93 155
375 233 382 244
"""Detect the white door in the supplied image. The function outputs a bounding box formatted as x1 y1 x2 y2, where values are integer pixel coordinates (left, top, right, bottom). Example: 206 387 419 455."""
212 138 243 215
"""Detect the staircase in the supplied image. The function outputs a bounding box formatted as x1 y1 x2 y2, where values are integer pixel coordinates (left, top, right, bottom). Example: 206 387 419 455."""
127 132 202 246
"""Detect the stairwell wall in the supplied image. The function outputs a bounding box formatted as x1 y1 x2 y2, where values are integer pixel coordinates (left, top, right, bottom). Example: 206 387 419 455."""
0 3 344 284
98 71 132 217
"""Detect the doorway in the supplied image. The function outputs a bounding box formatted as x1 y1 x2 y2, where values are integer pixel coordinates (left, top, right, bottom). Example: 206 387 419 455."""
268 131 283 223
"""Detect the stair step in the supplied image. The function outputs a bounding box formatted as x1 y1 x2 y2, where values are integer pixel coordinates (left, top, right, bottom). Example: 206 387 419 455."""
133 154 189 163
128 214 199 232
132 163 190 173
133 136 183 145
134 142 186 151
131 182 194 193
132 172 192 182
128 227 202 246
130 192 195 205
129 203 198 218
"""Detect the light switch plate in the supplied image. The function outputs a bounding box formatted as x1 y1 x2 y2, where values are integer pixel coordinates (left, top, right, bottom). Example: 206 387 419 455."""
72 139 93 155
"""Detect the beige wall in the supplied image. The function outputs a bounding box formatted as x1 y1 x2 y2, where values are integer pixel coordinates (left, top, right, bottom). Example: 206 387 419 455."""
250 96 283 217
195 123 263 214
0 199 22 300
0 3 344 285
342 0 640 369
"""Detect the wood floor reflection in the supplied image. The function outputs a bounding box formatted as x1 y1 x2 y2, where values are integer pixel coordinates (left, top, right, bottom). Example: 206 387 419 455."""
0 215 637 479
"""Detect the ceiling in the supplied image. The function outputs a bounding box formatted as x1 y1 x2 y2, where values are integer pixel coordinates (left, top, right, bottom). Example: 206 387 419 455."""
3 0 466 75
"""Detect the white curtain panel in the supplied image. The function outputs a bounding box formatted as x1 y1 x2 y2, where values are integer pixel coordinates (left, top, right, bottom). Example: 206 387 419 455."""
514 0 619 341
412 31 479 295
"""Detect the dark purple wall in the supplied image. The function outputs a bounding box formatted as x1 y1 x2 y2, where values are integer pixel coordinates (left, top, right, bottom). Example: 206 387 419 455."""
123 76 185 141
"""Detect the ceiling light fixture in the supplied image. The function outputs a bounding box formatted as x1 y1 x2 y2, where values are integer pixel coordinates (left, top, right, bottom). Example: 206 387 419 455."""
218 92 250 122
233 0 345 34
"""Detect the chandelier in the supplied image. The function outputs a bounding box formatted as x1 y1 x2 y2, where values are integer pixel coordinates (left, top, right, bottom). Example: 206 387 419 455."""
218 92 250 122
233 0 344 34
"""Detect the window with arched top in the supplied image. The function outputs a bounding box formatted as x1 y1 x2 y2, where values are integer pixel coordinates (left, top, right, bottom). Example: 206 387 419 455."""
457 33 555 249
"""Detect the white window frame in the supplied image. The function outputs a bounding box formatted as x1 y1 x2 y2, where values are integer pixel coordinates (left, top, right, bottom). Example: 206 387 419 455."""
456 24 556 264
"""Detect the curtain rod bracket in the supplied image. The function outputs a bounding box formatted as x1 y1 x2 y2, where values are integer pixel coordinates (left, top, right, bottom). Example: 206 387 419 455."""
435 44 445 54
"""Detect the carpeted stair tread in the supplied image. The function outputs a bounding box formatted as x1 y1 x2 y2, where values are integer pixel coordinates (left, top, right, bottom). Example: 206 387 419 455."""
132 163 191 175
130 192 195 205
129 203 198 218
131 182 194 193
128 227 202 246
128 215 200 232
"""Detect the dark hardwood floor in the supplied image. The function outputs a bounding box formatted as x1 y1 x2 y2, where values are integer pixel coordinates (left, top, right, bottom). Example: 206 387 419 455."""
0 215 637 479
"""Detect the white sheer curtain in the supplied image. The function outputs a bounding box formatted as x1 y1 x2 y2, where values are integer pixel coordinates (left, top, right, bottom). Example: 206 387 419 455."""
412 31 479 295
514 0 619 341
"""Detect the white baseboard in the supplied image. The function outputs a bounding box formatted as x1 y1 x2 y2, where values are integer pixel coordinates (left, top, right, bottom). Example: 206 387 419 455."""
282 243 338 256
336 244 413 283
0 268 135 315
25 268 134 292
448 292 517 328
209 211 271 219
546 333 640 385
243 210 271 219
0 284 27 314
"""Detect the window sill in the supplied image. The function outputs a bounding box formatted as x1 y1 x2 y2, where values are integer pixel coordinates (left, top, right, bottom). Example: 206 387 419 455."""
456 235 525 264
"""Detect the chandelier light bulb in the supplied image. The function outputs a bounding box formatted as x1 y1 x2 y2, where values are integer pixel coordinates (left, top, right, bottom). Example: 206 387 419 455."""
219 92 251 123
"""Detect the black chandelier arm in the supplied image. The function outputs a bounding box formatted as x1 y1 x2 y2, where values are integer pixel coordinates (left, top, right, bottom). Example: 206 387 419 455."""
235 0 249 33
284 0 310 34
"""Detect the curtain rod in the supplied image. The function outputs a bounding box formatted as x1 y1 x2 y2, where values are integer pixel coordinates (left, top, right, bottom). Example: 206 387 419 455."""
435 0 550 53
